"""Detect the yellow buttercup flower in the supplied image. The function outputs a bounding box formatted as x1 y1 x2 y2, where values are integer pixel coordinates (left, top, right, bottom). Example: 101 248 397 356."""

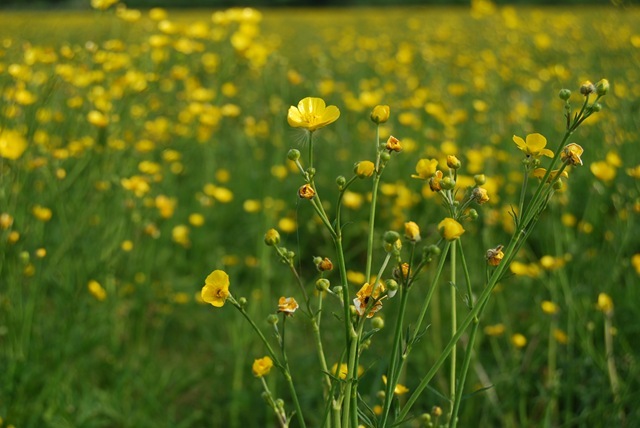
252 356 273 377
513 133 554 158
88 280 107 301
511 333 527 348
370 104 390 124
0 129 28 160
404 221 421 242
562 143 584 166
382 375 409 395
438 218 465 241
201 270 230 308
412 158 439 180
287 97 340 132
277 296 299 316
596 292 613 315
355 160 375 178
385 135 402 152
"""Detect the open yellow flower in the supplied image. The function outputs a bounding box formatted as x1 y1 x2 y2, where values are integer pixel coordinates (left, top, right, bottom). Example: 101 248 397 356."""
411 158 439 180
252 356 273 377
287 97 340 131
201 270 230 307
0 129 28 160
513 133 554 158
277 296 299 316
438 218 465 241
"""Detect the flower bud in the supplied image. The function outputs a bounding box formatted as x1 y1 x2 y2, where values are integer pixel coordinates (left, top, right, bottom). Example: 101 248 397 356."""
385 135 402 152
315 256 333 271
383 230 401 244
558 88 571 101
355 161 375 178
371 316 385 329
469 209 478 220
298 183 315 199
370 104 390 124
404 221 421 242
264 228 280 246
336 175 346 188
579 81 595 96
438 217 465 241
446 155 461 169
591 102 602 112
441 176 455 190
380 151 391 162
267 314 279 325
424 244 441 258
238 297 247 307
595 79 609 96
316 278 330 291
332 285 342 296
386 279 399 298
306 167 316 178
474 174 486 185
553 180 563 190
287 148 300 161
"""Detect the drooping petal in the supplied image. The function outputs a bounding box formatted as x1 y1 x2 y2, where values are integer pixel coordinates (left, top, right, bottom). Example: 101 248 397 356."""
540 148 554 158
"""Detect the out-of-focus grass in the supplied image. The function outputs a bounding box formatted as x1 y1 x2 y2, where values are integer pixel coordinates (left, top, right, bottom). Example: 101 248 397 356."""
0 4 639 427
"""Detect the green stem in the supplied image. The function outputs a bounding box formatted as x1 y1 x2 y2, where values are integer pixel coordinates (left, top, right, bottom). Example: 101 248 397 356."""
379 242 451 426
365 125 382 282
449 240 457 422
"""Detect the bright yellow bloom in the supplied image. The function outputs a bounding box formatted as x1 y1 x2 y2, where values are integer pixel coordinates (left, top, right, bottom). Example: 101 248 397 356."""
438 218 465 241
277 296 299 316
446 155 461 169
511 333 527 348
541 300 559 315
404 221 421 242
252 356 273 377
370 104 390 124
513 133 554 158
562 143 584 166
0 129 28 160
355 161 375 178
88 280 107 301
201 270 230 308
596 292 613 315
382 375 409 395
287 97 340 131
412 158 439 180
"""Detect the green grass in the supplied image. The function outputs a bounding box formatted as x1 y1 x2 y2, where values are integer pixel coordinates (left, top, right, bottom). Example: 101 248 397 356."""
1 4 639 427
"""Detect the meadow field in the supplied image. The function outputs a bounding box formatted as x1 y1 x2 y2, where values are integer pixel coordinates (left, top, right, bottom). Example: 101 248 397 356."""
1 3 639 427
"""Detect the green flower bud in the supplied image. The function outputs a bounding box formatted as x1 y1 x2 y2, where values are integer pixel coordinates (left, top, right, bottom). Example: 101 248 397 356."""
332 285 342 295
267 314 279 325
275 399 285 409
558 88 571 101
386 279 399 298
371 316 384 329
425 244 441 257
238 297 247 307
591 102 602 112
595 79 609 96
380 151 391 162
336 175 346 188
441 176 455 190
307 167 316 178
580 81 595 96
473 174 486 185
469 209 479 220
553 179 563 190
287 148 300 161
383 230 401 244
316 278 330 291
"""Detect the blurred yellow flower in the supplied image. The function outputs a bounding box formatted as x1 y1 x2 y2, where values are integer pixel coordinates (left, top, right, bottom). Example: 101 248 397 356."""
287 97 340 132
201 269 230 308
382 375 409 395
632 254 640 275
513 133 553 158
32 205 52 222
172 225 190 248
532 168 569 182
541 300 559 315
553 328 569 345
483 324 505 337
412 158 439 180
91 0 118 10
331 363 364 380
596 292 613 315
438 218 465 241
252 356 273 377
88 280 107 301
511 333 527 348
1 213 14 229
0 129 28 160
590 161 616 182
